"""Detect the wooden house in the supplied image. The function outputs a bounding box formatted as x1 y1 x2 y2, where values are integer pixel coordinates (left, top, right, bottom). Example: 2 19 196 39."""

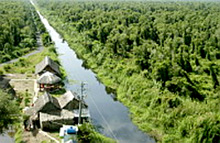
58 90 88 111
24 92 61 130
58 91 90 123
39 110 75 131
33 92 61 114
25 91 89 131
35 56 61 76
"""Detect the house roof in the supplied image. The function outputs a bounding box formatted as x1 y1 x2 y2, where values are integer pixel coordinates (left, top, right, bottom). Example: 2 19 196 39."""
0 76 10 89
23 107 34 116
35 56 61 75
37 71 61 85
33 92 60 114
58 90 88 109
58 91 80 109
39 109 74 122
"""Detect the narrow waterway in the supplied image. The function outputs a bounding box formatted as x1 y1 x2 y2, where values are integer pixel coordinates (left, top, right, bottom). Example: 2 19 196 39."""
36 6 155 143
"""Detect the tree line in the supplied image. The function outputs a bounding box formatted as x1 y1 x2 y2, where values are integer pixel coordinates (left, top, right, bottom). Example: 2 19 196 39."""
0 0 48 63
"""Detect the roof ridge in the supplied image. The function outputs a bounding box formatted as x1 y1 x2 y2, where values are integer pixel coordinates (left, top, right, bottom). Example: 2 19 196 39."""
35 56 61 75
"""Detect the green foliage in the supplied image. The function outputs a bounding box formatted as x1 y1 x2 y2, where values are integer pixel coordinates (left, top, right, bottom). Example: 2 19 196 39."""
77 123 116 143
0 45 60 75
41 33 52 46
0 0 46 63
24 91 31 106
14 125 24 143
36 0 220 142
0 89 20 134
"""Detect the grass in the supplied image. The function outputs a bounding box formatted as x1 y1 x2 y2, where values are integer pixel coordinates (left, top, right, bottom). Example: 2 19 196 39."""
0 45 57 74
0 44 66 79
78 123 117 143
14 124 24 143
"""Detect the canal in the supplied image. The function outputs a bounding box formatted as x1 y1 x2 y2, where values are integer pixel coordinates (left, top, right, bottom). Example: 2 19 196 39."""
34 2 155 143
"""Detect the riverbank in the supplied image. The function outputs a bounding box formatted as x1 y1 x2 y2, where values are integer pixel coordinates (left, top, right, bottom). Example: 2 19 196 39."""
33 1 154 142
0 2 117 143
36 5 158 142
34 1 220 143
0 32 116 143
1 39 115 143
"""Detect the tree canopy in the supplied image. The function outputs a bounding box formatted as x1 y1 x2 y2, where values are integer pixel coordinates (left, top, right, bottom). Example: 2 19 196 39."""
0 0 46 63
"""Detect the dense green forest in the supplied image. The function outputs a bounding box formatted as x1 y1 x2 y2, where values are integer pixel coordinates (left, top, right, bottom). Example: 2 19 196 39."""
35 0 220 142
0 0 48 63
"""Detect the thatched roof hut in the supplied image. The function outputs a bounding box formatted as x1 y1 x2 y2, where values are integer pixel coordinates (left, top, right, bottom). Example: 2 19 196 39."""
58 91 88 110
33 92 60 114
37 72 61 85
35 56 61 76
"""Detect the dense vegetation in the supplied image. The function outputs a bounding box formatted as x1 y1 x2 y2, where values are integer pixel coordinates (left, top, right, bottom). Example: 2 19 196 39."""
0 0 47 63
0 0 55 74
0 89 20 134
78 123 116 143
35 0 220 142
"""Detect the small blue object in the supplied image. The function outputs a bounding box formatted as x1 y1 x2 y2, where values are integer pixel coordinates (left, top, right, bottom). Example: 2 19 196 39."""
67 127 77 134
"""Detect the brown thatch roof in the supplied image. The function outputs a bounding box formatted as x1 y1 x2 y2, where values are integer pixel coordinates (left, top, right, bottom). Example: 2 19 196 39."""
39 110 75 130
39 109 74 122
58 91 88 110
37 72 61 85
58 91 79 109
0 76 10 89
35 56 61 75
33 92 60 114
